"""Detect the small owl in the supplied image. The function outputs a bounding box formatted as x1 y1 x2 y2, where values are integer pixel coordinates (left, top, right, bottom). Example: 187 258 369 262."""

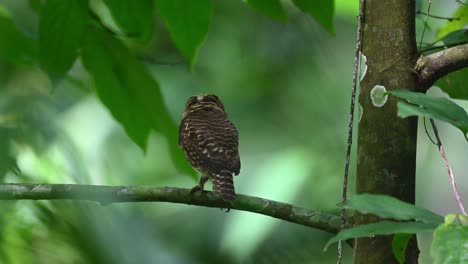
179 94 240 201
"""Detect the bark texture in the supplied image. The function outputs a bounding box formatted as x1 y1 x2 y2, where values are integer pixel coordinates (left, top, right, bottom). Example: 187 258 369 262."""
416 43 468 91
356 0 419 263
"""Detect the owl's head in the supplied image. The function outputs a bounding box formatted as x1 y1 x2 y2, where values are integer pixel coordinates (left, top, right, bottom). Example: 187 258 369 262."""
183 94 225 115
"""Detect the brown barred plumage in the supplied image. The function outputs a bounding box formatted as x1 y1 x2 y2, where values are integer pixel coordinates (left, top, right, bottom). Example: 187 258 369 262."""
178 94 240 201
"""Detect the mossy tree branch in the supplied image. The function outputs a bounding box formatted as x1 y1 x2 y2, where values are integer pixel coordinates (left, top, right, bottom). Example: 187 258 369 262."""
0 183 343 234
416 43 468 91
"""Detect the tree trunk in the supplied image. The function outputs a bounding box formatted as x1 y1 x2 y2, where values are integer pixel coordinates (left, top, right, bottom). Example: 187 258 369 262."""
355 0 420 263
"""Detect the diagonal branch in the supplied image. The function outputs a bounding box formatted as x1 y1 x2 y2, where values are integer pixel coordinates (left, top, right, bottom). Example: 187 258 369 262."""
416 43 468 91
429 119 467 216
0 183 343 234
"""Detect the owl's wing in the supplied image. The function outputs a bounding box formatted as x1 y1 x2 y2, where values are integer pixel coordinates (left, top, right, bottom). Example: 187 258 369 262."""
206 119 240 175
227 120 240 175
178 118 185 149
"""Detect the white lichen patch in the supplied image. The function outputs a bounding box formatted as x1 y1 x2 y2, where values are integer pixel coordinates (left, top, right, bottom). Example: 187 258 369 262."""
370 85 388 107
31 184 52 192
358 103 363 122
359 51 368 82
117 188 131 195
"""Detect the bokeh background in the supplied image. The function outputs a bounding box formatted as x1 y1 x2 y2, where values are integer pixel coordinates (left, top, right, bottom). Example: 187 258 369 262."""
0 0 466 263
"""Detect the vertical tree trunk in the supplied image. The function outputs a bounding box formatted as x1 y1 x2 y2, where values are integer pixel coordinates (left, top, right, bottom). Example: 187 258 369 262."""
355 0 419 263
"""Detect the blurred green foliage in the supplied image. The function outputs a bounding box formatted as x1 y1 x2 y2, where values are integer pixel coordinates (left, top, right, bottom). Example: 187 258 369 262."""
436 4 468 39
421 3 468 95
39 0 88 81
247 0 288 22
0 0 466 263
104 0 154 42
436 68 468 100
157 0 213 68
431 214 468 264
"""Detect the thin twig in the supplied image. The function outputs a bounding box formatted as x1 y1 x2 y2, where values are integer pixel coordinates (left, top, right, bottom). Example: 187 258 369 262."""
420 41 468 53
337 1 365 263
423 117 437 145
419 1 432 51
0 183 346 233
429 119 467 216
457 0 468 6
416 10 460 21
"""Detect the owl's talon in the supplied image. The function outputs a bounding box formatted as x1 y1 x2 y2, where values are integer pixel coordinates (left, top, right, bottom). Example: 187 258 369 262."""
189 175 208 198
189 185 203 194
188 184 205 205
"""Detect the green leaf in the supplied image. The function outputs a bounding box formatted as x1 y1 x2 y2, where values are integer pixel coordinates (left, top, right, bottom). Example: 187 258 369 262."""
342 194 444 224
392 233 412 264
431 214 468 264
156 0 213 68
39 0 88 81
324 221 437 250
390 90 468 140
0 5 37 64
292 0 334 34
82 28 196 178
440 29 468 46
103 0 154 42
435 68 468 100
81 30 151 150
437 5 468 39
247 0 287 22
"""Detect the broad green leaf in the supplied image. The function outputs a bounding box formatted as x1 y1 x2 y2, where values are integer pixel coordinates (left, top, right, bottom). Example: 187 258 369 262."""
390 90 468 140
156 0 213 67
440 29 468 46
81 30 151 150
324 221 437 250
104 0 154 42
435 68 468 100
292 0 334 34
0 5 37 64
39 0 88 81
392 233 412 264
397 101 468 137
247 0 287 22
437 5 468 39
82 28 195 178
342 194 443 224
431 214 468 264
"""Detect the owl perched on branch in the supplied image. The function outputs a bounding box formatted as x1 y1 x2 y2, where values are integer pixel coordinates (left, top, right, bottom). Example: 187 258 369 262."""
179 94 240 201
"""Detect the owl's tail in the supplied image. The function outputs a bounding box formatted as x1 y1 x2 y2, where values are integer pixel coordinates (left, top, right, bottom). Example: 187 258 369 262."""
212 170 236 201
